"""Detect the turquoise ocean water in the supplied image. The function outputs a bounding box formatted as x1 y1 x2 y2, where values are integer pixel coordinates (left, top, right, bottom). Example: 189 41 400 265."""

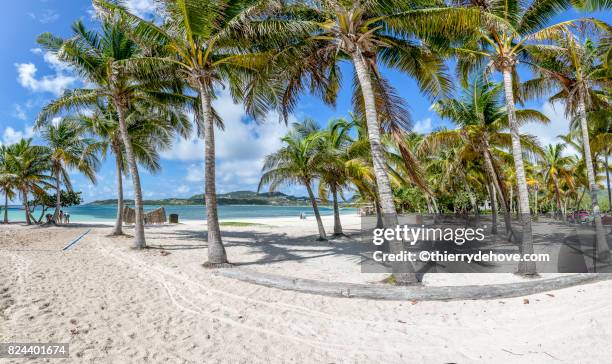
2 204 357 222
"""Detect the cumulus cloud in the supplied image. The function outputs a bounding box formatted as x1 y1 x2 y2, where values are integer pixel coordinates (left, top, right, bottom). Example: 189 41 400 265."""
28 9 59 24
125 0 158 18
1 126 35 146
13 104 28 121
521 101 571 149
413 117 433 134
185 163 205 182
15 62 76 96
176 185 190 194
163 89 290 192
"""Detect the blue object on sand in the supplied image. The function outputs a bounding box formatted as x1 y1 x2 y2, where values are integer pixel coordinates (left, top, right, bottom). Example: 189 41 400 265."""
62 229 91 251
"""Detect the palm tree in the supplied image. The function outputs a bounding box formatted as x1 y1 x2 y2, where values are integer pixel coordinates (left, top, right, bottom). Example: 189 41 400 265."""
269 0 489 283
425 78 548 239
541 144 575 220
0 145 17 223
260 120 328 241
39 119 99 223
455 0 608 274
37 19 189 248
3 140 54 224
79 103 190 235
94 0 285 265
318 118 352 237
524 33 610 258
585 109 612 211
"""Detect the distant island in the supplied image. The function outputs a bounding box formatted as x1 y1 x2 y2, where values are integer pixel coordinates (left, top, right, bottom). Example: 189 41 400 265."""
88 190 328 206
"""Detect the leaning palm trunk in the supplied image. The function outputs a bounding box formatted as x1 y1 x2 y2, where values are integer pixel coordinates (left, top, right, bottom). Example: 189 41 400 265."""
199 84 229 266
53 168 62 222
331 184 343 236
501 68 536 275
112 148 124 236
577 95 609 260
605 150 611 211
553 177 564 221
482 147 513 239
489 182 498 234
465 181 479 225
3 192 8 223
351 50 417 284
533 186 539 222
305 179 327 240
113 100 146 249
22 189 31 225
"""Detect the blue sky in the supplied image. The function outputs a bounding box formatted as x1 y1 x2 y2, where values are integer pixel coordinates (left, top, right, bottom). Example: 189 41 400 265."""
0 1 608 203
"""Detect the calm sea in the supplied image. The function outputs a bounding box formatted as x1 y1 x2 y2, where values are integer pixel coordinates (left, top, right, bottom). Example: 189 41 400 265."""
2 204 357 222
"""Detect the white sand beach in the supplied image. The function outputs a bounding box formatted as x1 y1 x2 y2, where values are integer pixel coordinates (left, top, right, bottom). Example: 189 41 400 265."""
2 215 612 363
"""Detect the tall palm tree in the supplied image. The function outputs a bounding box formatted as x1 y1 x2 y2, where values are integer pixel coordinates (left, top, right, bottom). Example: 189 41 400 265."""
524 33 610 258
3 140 54 225
39 119 100 222
425 78 548 238
269 0 490 283
95 0 285 265
37 19 189 248
79 103 190 235
260 120 328 241
0 145 17 223
455 0 607 274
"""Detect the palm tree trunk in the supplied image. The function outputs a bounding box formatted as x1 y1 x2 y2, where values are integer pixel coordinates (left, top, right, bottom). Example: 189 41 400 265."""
113 99 146 249
112 147 124 236
482 148 513 239
553 176 564 221
3 192 8 223
489 182 498 234
605 150 611 211
23 189 31 225
331 184 343 236
199 83 228 266
533 186 539 222
501 68 536 275
577 94 609 260
53 168 61 222
351 50 417 284
374 199 383 229
304 179 327 240
464 177 479 225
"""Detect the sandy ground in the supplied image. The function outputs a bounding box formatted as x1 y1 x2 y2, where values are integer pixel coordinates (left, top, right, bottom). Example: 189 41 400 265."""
1 215 612 363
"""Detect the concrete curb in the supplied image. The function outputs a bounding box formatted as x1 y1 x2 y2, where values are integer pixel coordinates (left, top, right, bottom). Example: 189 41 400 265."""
215 269 612 301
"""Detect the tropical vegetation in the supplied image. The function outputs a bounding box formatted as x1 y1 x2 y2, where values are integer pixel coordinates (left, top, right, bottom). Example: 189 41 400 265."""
0 0 609 284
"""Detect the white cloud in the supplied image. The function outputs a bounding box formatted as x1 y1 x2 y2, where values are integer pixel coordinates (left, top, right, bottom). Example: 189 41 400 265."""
28 9 59 24
185 163 205 182
522 101 570 149
176 185 190 194
13 104 28 121
163 89 290 192
1 126 35 146
125 0 158 18
413 117 433 134
15 62 76 96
